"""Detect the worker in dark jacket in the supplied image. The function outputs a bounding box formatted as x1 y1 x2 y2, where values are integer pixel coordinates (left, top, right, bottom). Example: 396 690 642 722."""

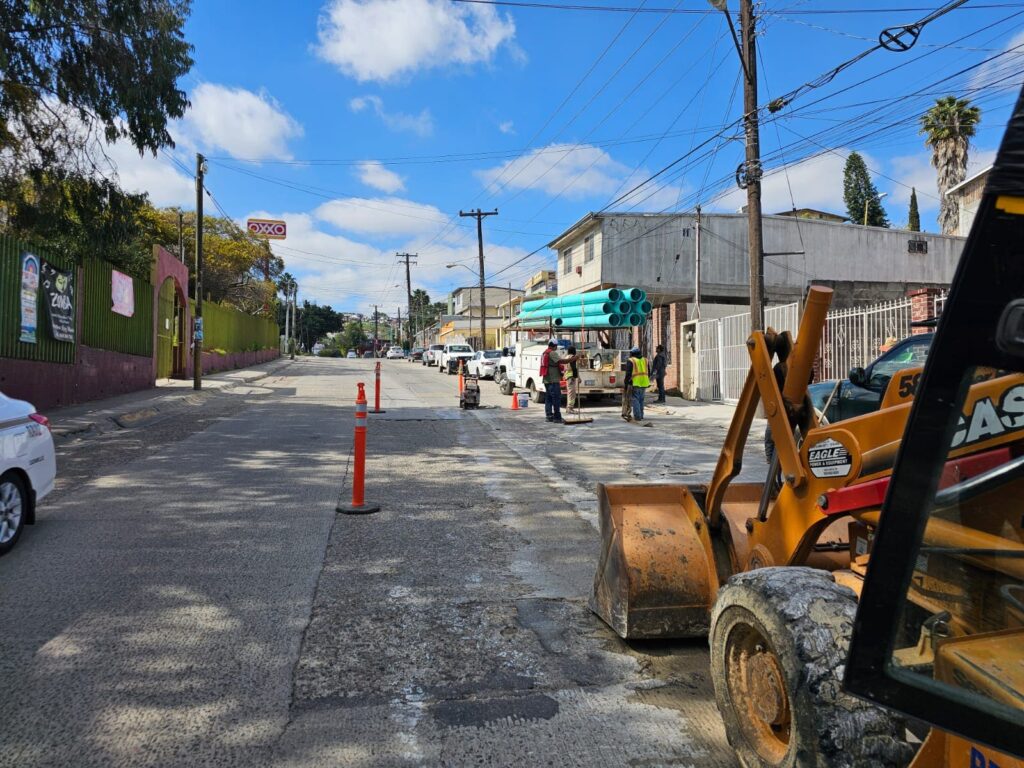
541 340 563 423
652 345 667 403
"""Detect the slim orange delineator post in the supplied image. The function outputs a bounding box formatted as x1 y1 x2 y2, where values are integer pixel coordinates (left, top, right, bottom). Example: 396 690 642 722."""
458 360 465 395
371 360 386 414
337 382 380 515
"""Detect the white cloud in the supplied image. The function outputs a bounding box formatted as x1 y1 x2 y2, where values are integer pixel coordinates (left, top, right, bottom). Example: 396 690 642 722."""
715 151 859 215
250 207 530 315
183 83 303 160
476 143 633 199
315 0 516 83
106 145 195 207
356 160 406 193
498 120 515 135
970 29 1024 91
315 196 448 236
349 95 433 136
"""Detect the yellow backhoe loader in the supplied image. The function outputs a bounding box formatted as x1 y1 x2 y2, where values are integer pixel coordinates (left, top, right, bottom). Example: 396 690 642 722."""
590 89 1024 768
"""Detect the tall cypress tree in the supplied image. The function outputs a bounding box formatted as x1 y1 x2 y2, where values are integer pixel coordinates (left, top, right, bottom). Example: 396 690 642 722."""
843 152 890 227
908 188 921 231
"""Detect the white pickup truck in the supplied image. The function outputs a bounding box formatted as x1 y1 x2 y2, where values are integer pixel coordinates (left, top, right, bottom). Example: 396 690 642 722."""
422 344 445 367
496 341 627 402
438 343 475 374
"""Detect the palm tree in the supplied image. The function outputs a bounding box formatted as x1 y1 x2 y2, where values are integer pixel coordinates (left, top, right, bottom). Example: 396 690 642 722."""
920 96 981 235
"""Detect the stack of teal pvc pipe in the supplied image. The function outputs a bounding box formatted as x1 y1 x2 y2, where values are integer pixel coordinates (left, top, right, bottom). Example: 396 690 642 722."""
518 287 650 328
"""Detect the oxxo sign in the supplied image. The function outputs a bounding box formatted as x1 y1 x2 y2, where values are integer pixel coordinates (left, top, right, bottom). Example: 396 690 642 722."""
246 218 287 239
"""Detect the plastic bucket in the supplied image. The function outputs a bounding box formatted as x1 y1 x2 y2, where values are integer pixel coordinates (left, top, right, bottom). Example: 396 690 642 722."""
517 392 530 408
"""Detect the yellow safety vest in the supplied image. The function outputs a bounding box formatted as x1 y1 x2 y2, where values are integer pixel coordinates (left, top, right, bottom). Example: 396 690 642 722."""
631 357 650 387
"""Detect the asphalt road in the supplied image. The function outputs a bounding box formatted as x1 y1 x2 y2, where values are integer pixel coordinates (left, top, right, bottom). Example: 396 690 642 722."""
1 358 751 768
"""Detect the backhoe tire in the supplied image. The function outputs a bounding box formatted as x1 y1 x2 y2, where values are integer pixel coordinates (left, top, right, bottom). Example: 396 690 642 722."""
709 567 914 768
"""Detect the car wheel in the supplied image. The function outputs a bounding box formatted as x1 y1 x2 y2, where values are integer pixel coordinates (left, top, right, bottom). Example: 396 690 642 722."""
529 381 545 404
0 472 28 556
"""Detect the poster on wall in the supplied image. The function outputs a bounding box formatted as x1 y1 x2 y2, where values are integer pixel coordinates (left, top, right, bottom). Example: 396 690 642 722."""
111 269 135 317
40 260 76 342
19 252 39 344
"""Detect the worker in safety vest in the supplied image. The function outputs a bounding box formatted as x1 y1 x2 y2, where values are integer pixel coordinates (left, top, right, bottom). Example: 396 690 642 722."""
624 346 650 422
540 340 564 423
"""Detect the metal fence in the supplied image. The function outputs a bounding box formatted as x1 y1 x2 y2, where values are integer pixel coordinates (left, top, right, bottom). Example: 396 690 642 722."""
818 298 913 381
0 236 77 364
81 258 154 357
695 303 800 402
197 300 280 354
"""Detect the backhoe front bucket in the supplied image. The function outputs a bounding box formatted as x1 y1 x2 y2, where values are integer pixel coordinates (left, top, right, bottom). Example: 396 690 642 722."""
591 483 721 639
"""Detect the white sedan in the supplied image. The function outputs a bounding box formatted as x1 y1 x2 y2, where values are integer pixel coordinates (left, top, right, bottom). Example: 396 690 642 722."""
385 347 407 359
467 350 502 379
1 391 56 556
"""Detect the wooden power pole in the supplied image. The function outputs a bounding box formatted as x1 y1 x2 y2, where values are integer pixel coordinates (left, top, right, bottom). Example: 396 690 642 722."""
397 252 417 346
740 0 764 332
193 153 206 390
459 209 498 350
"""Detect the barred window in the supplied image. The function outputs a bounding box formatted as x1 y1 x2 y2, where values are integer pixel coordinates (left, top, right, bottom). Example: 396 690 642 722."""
908 239 928 254
584 235 594 263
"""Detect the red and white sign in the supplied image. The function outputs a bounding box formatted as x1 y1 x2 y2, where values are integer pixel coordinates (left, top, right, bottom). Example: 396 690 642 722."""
246 218 287 239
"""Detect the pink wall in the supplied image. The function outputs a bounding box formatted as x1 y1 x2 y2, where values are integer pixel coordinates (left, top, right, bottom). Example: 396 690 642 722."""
0 346 154 411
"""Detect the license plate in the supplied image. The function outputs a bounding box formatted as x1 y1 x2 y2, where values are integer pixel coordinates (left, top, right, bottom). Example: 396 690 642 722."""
584 379 596 386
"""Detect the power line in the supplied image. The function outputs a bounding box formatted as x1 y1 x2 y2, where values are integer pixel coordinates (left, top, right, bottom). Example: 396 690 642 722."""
446 0 1024 14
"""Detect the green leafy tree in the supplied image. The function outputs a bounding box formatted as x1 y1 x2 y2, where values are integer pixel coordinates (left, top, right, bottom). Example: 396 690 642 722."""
341 321 367 351
295 302 344 352
1 0 193 171
843 152 889 227
920 95 981 235
908 188 921 232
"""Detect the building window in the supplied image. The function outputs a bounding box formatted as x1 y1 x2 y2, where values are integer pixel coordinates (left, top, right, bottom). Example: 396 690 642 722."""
908 239 928 254
584 235 594 263
562 247 573 275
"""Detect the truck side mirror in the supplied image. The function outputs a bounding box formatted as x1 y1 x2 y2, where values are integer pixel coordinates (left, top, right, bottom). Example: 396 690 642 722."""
848 366 867 386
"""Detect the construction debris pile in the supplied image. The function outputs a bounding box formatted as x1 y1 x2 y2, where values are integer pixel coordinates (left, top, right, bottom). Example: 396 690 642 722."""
517 288 651 329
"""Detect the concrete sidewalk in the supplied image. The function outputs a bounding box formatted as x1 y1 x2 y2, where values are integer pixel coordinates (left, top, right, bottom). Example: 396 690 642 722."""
46 357 296 439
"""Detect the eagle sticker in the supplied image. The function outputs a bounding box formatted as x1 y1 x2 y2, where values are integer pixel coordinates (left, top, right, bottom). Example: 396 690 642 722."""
807 437 853 479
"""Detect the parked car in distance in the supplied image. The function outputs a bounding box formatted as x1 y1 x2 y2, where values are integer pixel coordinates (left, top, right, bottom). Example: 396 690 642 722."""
810 332 933 422
438 343 475 374
1 391 56 556
362 351 374 359
346 351 357 359
409 346 425 361
385 347 406 359
467 350 502 379
423 344 445 366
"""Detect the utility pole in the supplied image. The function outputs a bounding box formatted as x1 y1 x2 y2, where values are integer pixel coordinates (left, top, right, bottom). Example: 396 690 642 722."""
397 307 402 346
373 305 379 357
740 0 764 332
397 252 417 346
193 153 206 390
284 282 291 354
695 205 702 320
290 285 297 360
459 209 498 350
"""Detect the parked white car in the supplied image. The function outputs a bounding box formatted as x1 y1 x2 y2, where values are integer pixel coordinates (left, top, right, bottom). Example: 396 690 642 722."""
385 347 406 359
438 344 475 374
423 344 445 366
467 350 501 379
346 350 357 359
0 391 56 556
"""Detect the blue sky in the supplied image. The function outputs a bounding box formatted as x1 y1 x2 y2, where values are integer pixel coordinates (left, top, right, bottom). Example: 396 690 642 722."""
114 1 1024 314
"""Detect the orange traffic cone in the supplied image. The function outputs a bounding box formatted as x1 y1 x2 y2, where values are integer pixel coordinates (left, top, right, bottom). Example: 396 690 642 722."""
511 392 519 410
